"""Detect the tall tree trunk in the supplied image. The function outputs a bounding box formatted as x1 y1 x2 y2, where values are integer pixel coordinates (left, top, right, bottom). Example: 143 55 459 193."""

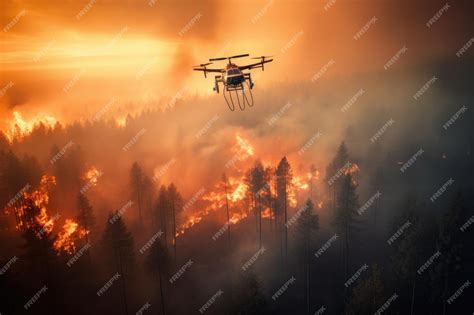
80 203 92 265
115 245 129 315
137 183 143 227
172 198 176 263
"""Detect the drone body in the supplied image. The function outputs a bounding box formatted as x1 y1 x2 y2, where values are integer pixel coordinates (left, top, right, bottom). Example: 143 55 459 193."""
193 54 273 111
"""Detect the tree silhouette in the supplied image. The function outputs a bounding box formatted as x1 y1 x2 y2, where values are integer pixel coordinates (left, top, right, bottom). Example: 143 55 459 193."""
130 162 145 227
295 199 319 315
247 160 267 248
77 193 95 244
389 194 426 315
156 185 171 246
101 213 135 315
167 183 183 262
325 142 349 211
332 174 358 294
146 239 171 315
276 157 292 259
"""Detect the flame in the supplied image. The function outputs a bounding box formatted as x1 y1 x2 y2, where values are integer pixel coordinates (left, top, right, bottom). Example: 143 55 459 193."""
235 134 254 156
4 111 57 142
229 181 248 202
174 135 323 237
261 207 272 219
53 219 88 254
229 212 248 224
292 176 309 190
116 117 127 127
317 201 323 209
83 166 101 186
6 174 88 254
344 163 360 175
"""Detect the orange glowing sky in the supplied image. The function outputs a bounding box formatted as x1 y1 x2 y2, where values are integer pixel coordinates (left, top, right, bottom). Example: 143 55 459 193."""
1 0 472 138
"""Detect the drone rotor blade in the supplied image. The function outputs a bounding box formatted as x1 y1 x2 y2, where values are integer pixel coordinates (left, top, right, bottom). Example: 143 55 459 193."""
229 54 249 59
251 55 274 60
209 57 227 61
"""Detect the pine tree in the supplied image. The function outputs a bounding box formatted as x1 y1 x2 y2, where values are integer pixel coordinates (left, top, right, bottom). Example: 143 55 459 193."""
389 194 424 315
276 157 292 259
156 185 171 246
146 239 170 315
77 193 95 245
247 161 267 248
130 162 145 227
167 183 183 262
295 199 319 315
325 142 349 211
332 174 358 291
102 213 135 315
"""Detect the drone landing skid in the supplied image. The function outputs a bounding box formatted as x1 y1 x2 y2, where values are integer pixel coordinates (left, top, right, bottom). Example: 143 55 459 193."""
223 82 254 111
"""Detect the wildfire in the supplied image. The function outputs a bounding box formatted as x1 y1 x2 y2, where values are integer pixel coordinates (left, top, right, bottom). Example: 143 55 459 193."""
235 134 254 157
229 212 247 224
261 207 272 219
4 111 57 142
292 176 309 190
54 219 88 254
175 135 324 237
344 163 360 175
83 166 101 186
7 174 88 254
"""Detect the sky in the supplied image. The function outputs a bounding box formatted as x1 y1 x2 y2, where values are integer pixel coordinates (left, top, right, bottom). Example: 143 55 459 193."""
0 0 473 139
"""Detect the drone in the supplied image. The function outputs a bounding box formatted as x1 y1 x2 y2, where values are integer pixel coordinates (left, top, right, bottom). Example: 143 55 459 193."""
193 54 273 111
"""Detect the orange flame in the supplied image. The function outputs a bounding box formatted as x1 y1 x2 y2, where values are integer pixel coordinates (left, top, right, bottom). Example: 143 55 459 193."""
83 166 101 186
53 219 88 254
344 163 360 175
235 134 254 157
4 111 57 142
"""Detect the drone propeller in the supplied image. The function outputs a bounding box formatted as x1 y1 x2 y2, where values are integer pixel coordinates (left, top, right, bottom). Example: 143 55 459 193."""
250 55 274 71
193 62 213 78
251 55 274 60
194 62 213 67
210 54 250 62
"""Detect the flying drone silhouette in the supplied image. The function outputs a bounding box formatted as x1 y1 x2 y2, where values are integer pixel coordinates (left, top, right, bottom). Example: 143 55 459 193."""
193 54 273 111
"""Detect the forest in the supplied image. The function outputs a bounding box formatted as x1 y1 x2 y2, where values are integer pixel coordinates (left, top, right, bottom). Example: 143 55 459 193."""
1 82 473 314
